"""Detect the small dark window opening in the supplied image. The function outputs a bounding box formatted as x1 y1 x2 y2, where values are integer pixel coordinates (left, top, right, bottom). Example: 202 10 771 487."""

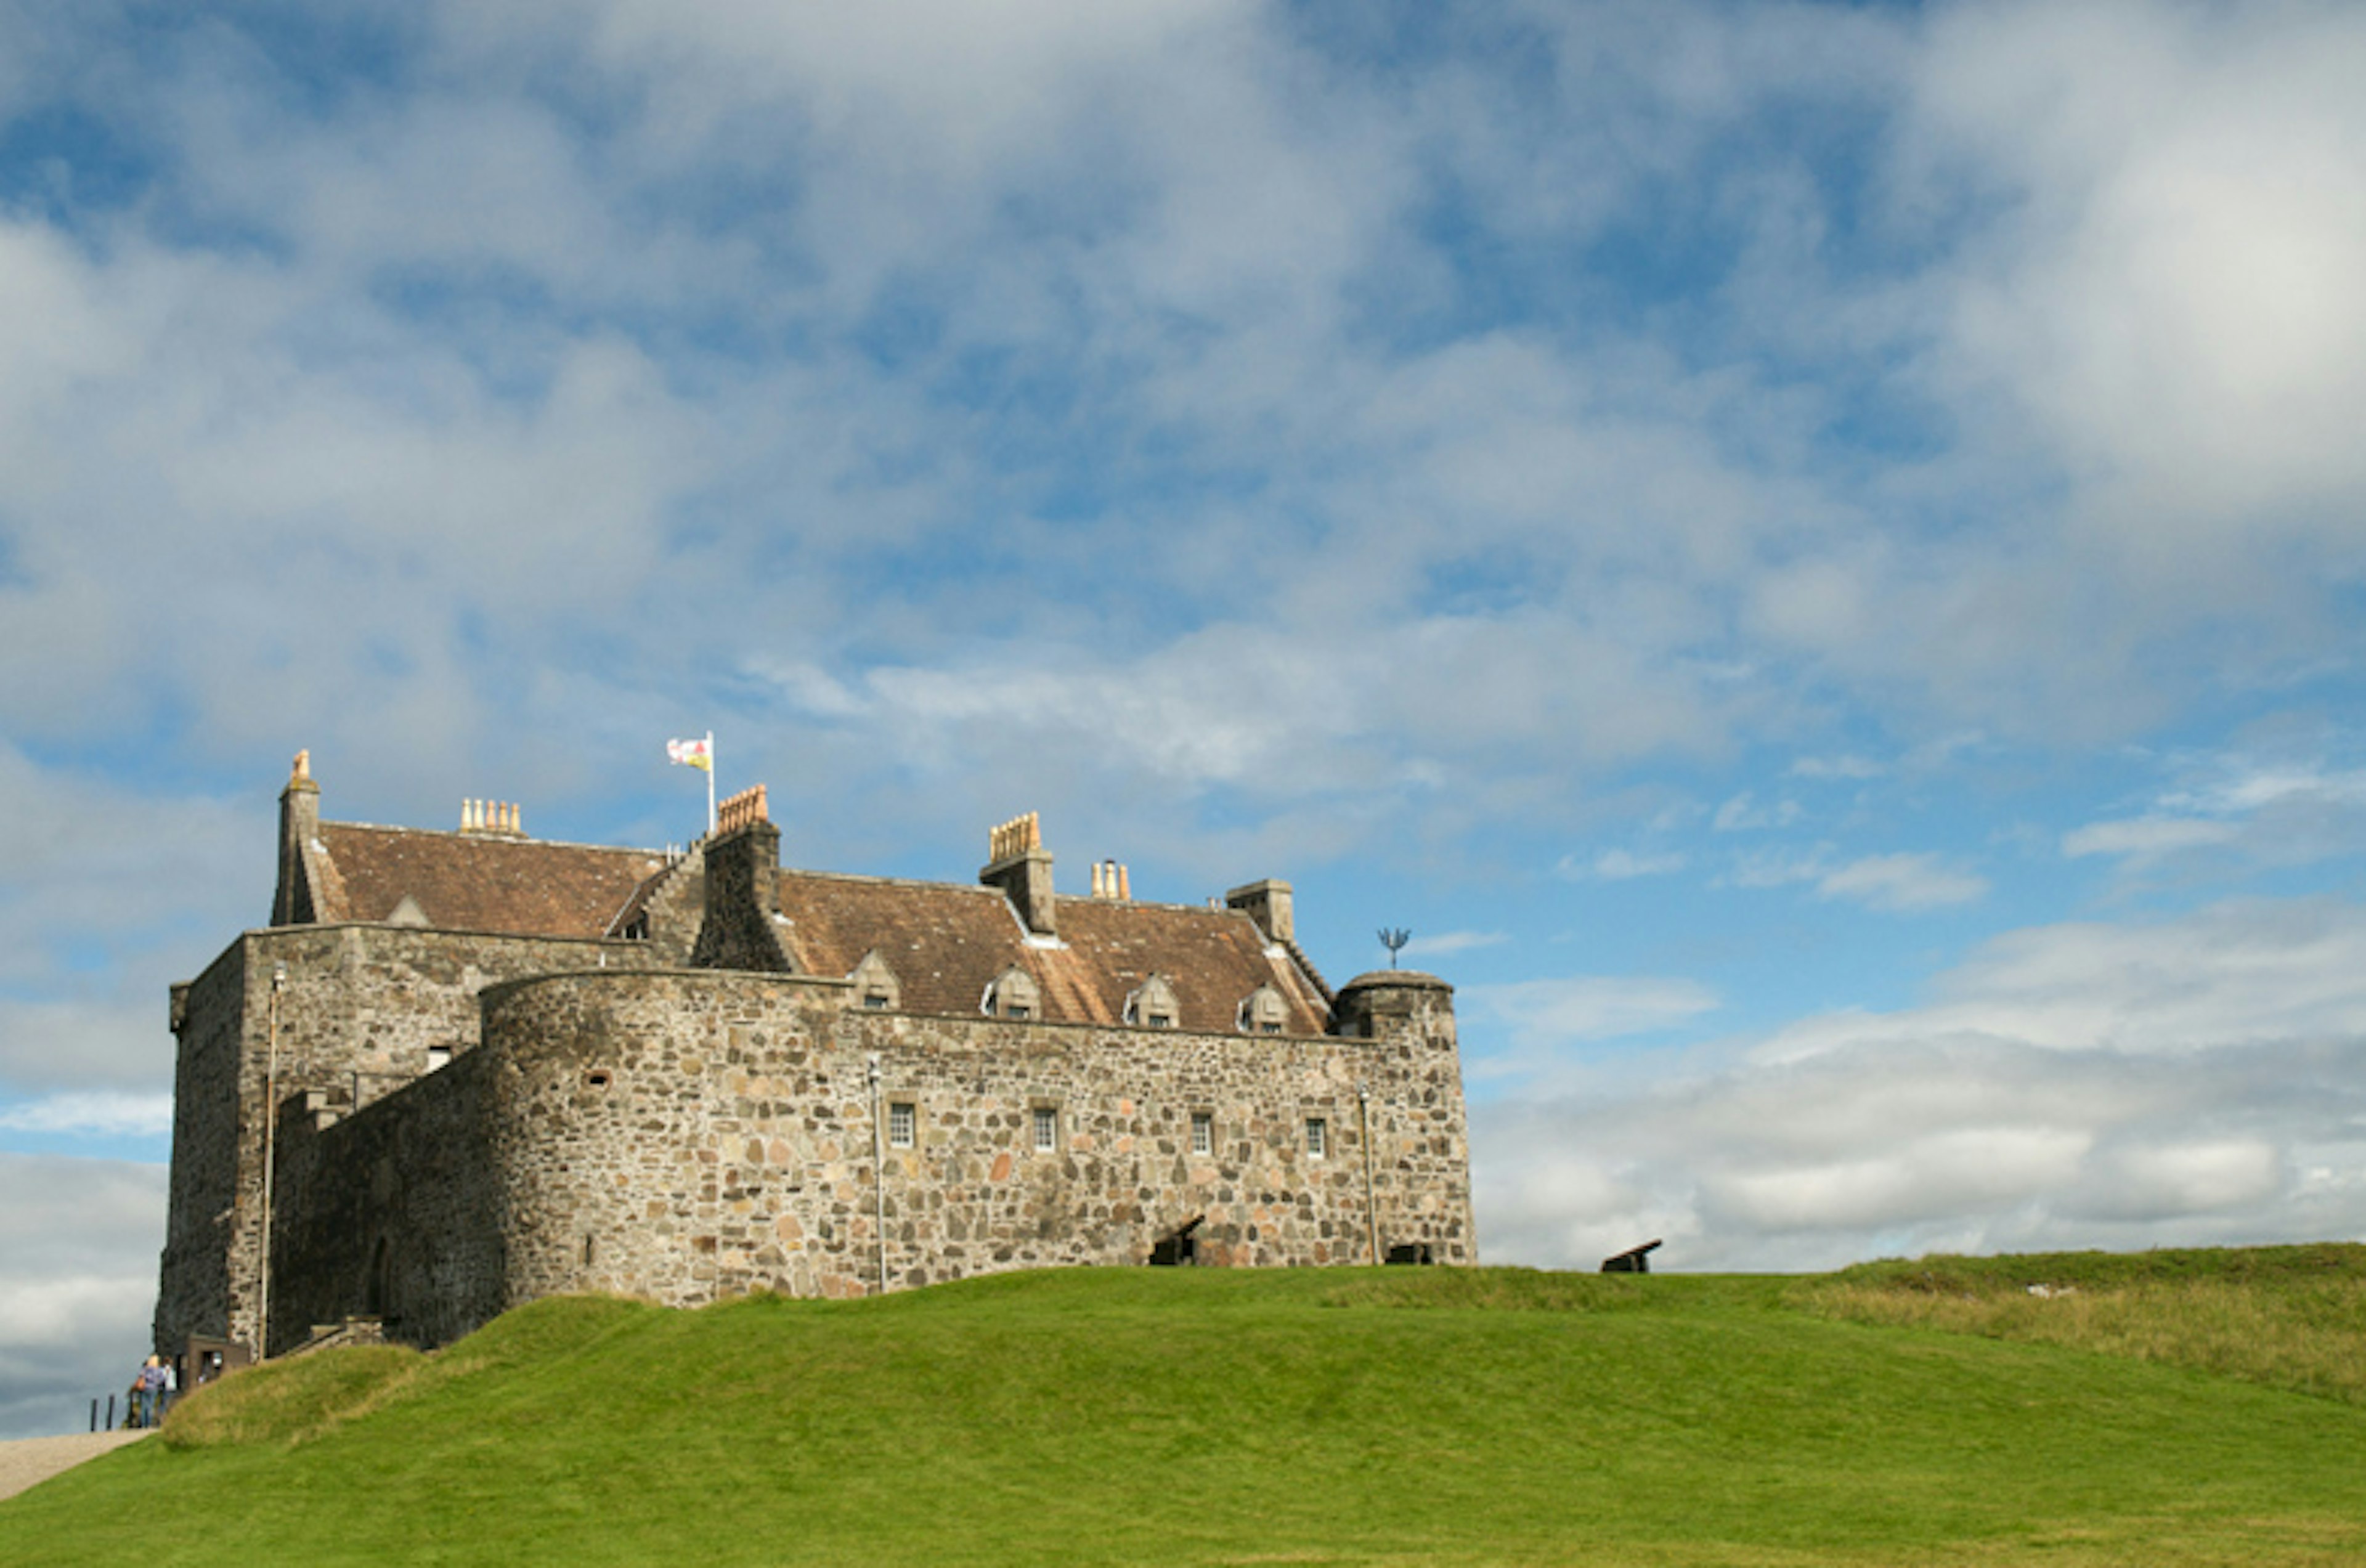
585 1070 613 1090
1006 1003 1031 1019
863 991 890 1009
583 1234 597 1267
1385 1242 1436 1266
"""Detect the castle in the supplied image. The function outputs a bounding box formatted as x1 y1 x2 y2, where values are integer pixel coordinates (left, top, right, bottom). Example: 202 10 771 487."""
155 755 1475 1359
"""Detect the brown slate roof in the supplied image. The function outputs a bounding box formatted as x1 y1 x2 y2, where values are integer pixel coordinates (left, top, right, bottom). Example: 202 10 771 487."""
308 824 664 940
296 818 1332 1033
773 871 1331 1034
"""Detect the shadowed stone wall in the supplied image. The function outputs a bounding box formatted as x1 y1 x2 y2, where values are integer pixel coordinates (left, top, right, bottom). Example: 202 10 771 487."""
157 924 646 1355
267 1047 507 1354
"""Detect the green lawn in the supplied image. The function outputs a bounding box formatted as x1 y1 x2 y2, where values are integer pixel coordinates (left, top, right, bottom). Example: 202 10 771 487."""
7 1256 2365 1566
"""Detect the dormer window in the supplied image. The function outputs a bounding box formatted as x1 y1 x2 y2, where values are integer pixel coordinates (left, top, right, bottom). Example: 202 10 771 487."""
984 964 1040 1020
1124 975 1181 1030
1238 985 1288 1035
848 951 902 1012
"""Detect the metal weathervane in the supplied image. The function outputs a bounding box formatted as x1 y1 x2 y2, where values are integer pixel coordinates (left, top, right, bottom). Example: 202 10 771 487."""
1378 928 1411 969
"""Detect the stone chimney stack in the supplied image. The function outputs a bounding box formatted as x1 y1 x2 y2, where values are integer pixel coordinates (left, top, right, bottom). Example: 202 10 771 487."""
272 750 320 927
688 785 794 972
1226 879 1294 944
980 811 1057 937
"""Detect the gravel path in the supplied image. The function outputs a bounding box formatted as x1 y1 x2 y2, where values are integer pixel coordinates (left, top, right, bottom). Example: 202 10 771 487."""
0 1430 153 1503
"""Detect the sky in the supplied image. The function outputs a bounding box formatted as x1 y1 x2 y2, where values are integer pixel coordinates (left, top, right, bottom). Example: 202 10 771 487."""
2 0 2364 1437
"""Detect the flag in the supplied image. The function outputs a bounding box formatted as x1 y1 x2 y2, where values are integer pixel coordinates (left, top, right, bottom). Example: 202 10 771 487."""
666 737 712 772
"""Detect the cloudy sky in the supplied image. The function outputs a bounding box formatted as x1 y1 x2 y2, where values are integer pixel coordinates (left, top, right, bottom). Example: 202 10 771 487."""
4 0 2364 1436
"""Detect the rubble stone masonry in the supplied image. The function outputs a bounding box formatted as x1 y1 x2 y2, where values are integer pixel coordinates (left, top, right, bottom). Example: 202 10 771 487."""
261 965 1468 1347
157 924 643 1356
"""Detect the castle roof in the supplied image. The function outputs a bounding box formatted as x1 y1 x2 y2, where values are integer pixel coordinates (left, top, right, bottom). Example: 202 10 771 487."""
772 871 1329 1034
285 815 1329 1033
307 823 665 939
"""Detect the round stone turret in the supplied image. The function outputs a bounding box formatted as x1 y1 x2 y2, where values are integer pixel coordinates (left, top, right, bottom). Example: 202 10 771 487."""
1331 969 1455 1042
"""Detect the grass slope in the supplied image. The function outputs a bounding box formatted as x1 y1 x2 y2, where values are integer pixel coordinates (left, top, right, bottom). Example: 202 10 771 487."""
6 1256 2365 1567
1802 1243 2366 1407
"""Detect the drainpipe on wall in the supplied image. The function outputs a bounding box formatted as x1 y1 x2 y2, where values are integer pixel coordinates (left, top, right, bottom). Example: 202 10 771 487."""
258 963 287 1360
1357 1081 1380 1265
868 1053 887 1296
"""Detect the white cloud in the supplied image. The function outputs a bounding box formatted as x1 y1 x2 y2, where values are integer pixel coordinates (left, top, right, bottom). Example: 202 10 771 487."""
1712 791 1802 832
0 1093 173 1139
1759 898 2366 1064
1815 853 1990 911
2062 815 2240 863
1476 898 2366 1271
1728 845 1988 911
1466 975 1720 1074
1401 930 1508 960
1577 848 1688 882
2065 748 2366 871
1920 0 2366 549
1789 754 1884 781
2166 764 2366 816
0 746 251 1095
0 1155 165 1439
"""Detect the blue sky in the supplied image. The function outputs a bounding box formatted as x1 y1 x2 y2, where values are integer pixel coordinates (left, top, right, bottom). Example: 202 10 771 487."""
5 0 2366 1435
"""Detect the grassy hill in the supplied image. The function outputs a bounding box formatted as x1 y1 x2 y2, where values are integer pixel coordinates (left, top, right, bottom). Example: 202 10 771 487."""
6 1250 2365 1567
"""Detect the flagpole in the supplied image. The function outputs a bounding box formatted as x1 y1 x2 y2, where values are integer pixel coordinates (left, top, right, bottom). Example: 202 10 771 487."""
705 730 717 835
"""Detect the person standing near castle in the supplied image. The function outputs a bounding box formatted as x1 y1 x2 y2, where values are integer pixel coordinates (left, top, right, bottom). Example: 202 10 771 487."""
134 1356 168 1428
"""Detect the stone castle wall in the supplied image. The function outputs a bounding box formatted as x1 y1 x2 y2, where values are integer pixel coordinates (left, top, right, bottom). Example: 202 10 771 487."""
267 1046 508 1354
156 924 643 1354
264 964 1471 1346
155 944 250 1357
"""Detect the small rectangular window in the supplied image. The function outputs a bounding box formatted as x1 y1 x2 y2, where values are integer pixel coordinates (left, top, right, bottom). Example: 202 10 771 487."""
1032 1106 1057 1153
1006 1003 1031 1019
1190 1112 1212 1156
864 991 890 1010
1305 1117 1328 1158
1147 1012 1173 1029
889 1102 916 1148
